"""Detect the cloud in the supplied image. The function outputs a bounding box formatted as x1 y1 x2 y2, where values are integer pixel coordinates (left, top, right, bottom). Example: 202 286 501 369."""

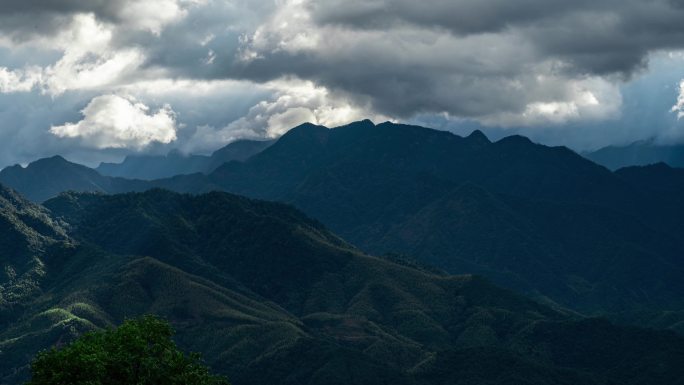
50 94 178 149
0 0 191 41
231 0 684 126
0 66 42 93
181 79 389 153
673 80 684 119
307 0 684 75
44 14 146 95
2 0 684 167
0 14 146 96
481 76 623 127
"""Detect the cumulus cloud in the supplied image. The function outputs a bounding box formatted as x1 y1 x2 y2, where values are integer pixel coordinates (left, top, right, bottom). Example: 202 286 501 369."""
44 14 146 95
181 79 389 153
0 66 42 93
673 80 684 119
0 13 145 96
482 76 623 126
50 94 178 149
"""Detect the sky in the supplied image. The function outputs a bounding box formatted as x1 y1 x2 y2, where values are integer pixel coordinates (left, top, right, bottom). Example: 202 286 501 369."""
1 0 684 168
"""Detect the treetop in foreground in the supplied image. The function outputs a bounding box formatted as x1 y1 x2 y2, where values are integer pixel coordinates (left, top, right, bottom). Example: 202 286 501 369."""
26 315 229 385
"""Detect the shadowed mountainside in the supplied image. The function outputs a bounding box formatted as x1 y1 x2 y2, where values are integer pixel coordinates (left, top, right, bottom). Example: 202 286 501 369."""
2 187 684 385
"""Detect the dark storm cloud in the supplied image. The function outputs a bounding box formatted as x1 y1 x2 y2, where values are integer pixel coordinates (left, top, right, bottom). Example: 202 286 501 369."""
0 0 125 39
307 0 684 76
308 0 599 35
217 0 684 122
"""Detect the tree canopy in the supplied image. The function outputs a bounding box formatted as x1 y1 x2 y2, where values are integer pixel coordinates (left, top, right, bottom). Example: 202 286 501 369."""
27 315 229 385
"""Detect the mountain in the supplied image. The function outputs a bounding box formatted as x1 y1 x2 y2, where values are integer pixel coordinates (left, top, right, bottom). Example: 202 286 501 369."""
0 184 76 377
96 151 211 180
202 121 684 317
614 162 684 247
5 121 684 330
96 140 275 180
616 162 684 199
585 140 684 170
209 121 637 213
3 187 684 385
0 184 69 313
0 156 222 202
0 156 149 202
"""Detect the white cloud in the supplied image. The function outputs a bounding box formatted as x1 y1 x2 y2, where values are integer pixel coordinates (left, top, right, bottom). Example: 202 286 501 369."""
44 14 145 95
0 66 42 93
118 0 189 35
481 76 623 127
181 79 388 153
238 0 320 61
50 94 178 149
672 80 684 119
0 14 145 96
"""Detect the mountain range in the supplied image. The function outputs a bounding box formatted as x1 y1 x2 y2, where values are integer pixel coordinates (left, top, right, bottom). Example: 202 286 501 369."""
3 185 684 385
96 139 274 180
3 120 684 332
585 140 684 170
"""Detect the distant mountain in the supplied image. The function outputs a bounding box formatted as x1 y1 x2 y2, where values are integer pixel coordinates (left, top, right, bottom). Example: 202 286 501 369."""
96 139 274 180
3 187 684 385
0 156 147 202
0 156 222 202
585 140 684 170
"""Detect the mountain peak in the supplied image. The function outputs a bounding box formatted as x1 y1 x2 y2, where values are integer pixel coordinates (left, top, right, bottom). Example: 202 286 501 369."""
353 118 376 127
649 161 674 170
39 155 69 164
277 122 330 147
496 134 533 146
289 122 327 132
332 119 376 132
466 129 491 145
29 155 82 170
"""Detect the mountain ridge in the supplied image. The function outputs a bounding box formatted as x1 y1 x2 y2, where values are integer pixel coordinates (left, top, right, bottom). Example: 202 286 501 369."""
96 139 275 180
585 140 684 170
3 120 684 332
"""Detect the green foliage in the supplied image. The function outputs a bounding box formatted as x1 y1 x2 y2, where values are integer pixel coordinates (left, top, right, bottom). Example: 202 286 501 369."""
27 316 228 385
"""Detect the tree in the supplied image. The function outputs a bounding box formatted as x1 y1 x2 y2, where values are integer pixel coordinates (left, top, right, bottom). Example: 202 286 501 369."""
26 315 229 385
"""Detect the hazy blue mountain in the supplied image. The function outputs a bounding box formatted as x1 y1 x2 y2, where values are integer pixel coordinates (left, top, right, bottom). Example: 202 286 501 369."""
585 140 684 170
0 156 151 202
0 155 223 202
3 186 684 385
96 140 274 180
